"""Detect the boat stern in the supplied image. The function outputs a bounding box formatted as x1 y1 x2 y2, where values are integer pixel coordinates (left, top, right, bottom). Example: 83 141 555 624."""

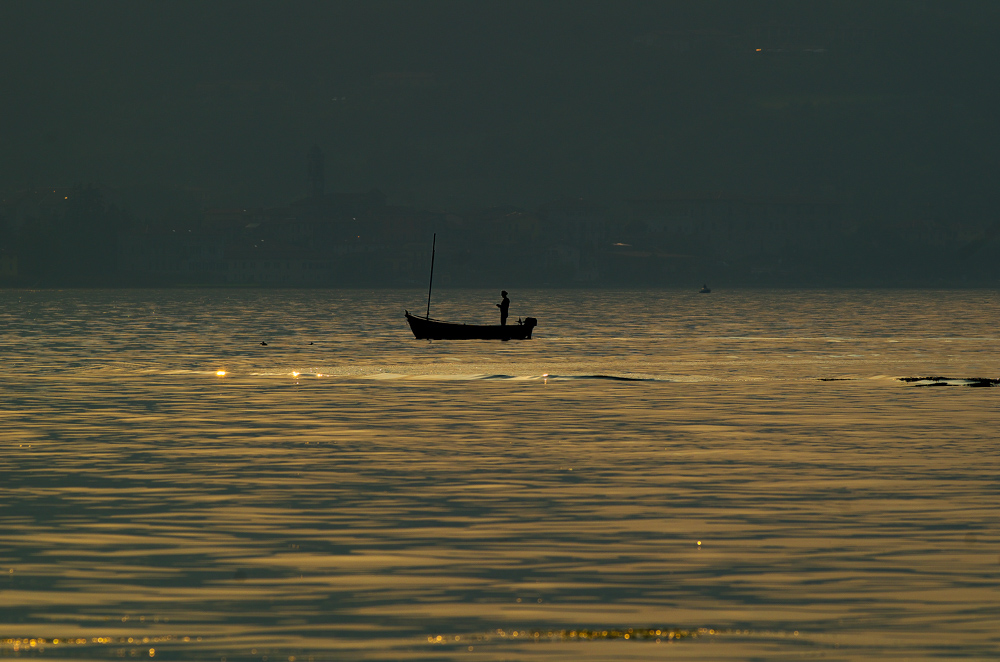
522 317 537 339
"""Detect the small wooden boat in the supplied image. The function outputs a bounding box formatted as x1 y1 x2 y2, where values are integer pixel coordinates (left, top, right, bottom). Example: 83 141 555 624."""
405 234 538 340
405 311 537 340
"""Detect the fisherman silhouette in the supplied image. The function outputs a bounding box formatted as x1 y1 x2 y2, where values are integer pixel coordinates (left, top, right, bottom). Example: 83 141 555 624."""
496 290 510 326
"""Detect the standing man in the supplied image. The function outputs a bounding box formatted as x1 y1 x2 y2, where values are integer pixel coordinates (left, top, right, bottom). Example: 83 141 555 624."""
496 290 510 326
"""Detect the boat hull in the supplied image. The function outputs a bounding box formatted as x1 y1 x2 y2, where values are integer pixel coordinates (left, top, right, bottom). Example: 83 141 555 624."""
405 311 537 340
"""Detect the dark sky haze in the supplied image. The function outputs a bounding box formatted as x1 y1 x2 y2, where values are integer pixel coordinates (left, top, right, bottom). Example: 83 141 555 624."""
3 1 999 223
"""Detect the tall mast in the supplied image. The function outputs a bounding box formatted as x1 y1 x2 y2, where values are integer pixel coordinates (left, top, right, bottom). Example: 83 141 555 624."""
425 233 436 319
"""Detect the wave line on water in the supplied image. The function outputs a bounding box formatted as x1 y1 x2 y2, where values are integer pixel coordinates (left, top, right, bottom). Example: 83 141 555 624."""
545 374 662 382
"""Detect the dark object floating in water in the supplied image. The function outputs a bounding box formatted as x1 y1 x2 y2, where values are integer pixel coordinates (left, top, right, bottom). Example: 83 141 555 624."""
699 284 711 293
578 374 656 382
260 341 268 346
405 311 537 340
818 377 853 381
899 376 1000 387
477 374 660 381
966 379 999 388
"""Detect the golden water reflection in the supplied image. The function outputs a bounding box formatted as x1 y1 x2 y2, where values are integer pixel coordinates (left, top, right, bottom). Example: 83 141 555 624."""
1 289 998 660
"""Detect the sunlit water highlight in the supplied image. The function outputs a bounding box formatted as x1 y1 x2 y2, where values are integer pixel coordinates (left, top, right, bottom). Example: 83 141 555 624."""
1 288 998 660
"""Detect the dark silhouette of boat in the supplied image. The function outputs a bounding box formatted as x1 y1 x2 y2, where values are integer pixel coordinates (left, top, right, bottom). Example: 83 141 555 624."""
405 311 537 340
405 233 538 340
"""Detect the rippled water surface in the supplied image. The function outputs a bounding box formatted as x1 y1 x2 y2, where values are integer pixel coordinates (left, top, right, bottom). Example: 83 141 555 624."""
2 288 999 661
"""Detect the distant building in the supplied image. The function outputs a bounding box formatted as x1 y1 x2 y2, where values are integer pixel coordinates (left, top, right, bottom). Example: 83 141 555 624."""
120 188 417 285
471 206 541 246
0 253 17 280
625 193 846 263
537 198 610 249
2 188 76 234
224 248 332 285
118 228 225 284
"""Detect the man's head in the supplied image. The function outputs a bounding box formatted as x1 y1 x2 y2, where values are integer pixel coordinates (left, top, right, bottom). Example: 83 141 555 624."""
501 290 508 297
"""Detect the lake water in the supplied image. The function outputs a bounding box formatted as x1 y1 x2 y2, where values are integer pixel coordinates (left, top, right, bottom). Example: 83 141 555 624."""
1 288 998 661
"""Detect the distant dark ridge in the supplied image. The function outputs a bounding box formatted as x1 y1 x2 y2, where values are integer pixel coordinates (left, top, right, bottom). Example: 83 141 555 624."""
899 377 1000 387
